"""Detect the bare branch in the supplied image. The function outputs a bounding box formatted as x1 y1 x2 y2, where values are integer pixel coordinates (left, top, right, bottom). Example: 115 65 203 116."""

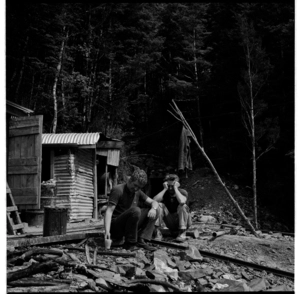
167 110 182 122
256 144 275 161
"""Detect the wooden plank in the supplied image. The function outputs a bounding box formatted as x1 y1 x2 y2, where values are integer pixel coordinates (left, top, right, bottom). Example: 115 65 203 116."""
9 116 40 128
11 188 38 197
107 150 120 166
97 150 108 156
20 137 30 195
96 141 124 149
9 126 40 137
7 232 102 248
7 206 18 212
8 157 38 166
8 136 15 159
28 133 35 157
6 104 33 117
8 165 38 174
7 213 16 235
78 145 96 149
12 224 24 230
14 136 22 158
35 125 42 209
14 196 38 204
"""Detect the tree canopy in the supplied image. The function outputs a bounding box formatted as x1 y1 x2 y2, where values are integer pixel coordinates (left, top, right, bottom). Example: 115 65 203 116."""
6 3 294 225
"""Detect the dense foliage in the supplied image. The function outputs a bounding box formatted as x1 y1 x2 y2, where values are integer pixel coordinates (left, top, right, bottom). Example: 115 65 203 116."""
6 3 294 227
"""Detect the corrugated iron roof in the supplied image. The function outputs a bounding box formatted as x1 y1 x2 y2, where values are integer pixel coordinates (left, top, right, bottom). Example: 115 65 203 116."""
42 133 100 145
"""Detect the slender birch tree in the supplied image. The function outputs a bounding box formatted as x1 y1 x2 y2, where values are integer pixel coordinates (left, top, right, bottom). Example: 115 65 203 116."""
236 9 278 229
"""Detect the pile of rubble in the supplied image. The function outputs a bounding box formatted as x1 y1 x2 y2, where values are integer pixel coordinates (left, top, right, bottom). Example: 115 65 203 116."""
7 219 294 292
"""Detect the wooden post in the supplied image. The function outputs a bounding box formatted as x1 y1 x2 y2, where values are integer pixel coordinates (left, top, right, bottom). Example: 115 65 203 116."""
93 149 98 219
104 164 108 197
50 150 54 179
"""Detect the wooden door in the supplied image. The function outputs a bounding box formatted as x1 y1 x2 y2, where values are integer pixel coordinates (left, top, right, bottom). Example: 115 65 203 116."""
7 115 43 210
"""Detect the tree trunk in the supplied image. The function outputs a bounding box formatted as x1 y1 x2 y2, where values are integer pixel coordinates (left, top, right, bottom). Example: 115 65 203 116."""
8 279 70 287
52 27 68 134
144 71 149 128
193 28 204 148
15 35 29 104
246 42 258 230
8 248 63 265
7 261 59 282
29 74 35 108
85 5 92 132
61 79 65 109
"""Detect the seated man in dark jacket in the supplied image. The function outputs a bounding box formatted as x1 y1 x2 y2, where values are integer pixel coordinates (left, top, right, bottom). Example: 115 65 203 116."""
104 168 158 251
153 174 192 242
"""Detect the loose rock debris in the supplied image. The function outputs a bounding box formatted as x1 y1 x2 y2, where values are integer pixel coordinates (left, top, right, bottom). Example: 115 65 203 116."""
7 222 294 292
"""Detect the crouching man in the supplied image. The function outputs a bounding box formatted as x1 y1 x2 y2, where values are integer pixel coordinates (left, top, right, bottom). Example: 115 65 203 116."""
104 168 158 251
153 174 192 242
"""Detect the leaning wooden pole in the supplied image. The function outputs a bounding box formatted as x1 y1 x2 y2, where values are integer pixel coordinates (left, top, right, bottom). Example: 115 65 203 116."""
169 100 259 238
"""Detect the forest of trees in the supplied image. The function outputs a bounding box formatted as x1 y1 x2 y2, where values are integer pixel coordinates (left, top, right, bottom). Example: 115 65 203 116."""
6 3 294 228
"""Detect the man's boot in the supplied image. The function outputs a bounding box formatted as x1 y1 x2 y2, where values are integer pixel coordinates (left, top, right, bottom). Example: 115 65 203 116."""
153 227 163 241
175 229 186 242
136 238 156 251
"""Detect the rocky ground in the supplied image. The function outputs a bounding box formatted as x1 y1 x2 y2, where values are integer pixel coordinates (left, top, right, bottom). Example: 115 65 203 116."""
180 167 292 233
6 167 295 292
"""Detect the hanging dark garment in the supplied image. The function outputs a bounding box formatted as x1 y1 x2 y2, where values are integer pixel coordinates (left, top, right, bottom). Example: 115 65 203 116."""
178 126 193 172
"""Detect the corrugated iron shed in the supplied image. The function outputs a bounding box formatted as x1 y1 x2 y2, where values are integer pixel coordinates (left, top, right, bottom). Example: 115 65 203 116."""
42 133 100 145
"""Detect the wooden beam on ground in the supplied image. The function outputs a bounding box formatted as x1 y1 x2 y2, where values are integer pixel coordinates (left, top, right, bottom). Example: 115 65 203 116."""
7 224 104 239
150 239 189 250
7 231 102 248
62 246 136 257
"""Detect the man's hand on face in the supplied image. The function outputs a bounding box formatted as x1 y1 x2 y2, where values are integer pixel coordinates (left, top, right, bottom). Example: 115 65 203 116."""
147 208 157 220
163 181 168 190
174 181 180 189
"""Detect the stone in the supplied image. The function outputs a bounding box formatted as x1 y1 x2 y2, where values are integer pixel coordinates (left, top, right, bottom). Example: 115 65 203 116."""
222 273 235 280
241 271 250 280
135 267 146 278
214 272 223 278
116 266 126 275
95 278 109 288
248 278 268 291
222 266 230 273
146 270 167 281
149 284 166 292
179 268 213 281
216 279 252 292
167 258 177 268
198 278 208 286
125 267 136 279
136 251 151 264
266 284 292 291
178 244 203 261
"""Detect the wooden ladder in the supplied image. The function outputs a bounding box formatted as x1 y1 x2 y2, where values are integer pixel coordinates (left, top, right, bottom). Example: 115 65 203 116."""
7 182 25 235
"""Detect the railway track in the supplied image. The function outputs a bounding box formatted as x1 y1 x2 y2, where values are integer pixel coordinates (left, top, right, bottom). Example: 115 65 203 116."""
199 249 294 280
150 239 294 280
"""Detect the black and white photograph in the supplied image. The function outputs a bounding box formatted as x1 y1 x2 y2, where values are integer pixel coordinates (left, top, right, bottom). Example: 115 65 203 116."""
5 2 295 292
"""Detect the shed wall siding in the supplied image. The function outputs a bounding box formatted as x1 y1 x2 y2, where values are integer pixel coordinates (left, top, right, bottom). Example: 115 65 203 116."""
107 150 120 166
54 149 94 221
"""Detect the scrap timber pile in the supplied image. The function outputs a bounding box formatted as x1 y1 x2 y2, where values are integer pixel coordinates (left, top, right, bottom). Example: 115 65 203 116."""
7 219 294 292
